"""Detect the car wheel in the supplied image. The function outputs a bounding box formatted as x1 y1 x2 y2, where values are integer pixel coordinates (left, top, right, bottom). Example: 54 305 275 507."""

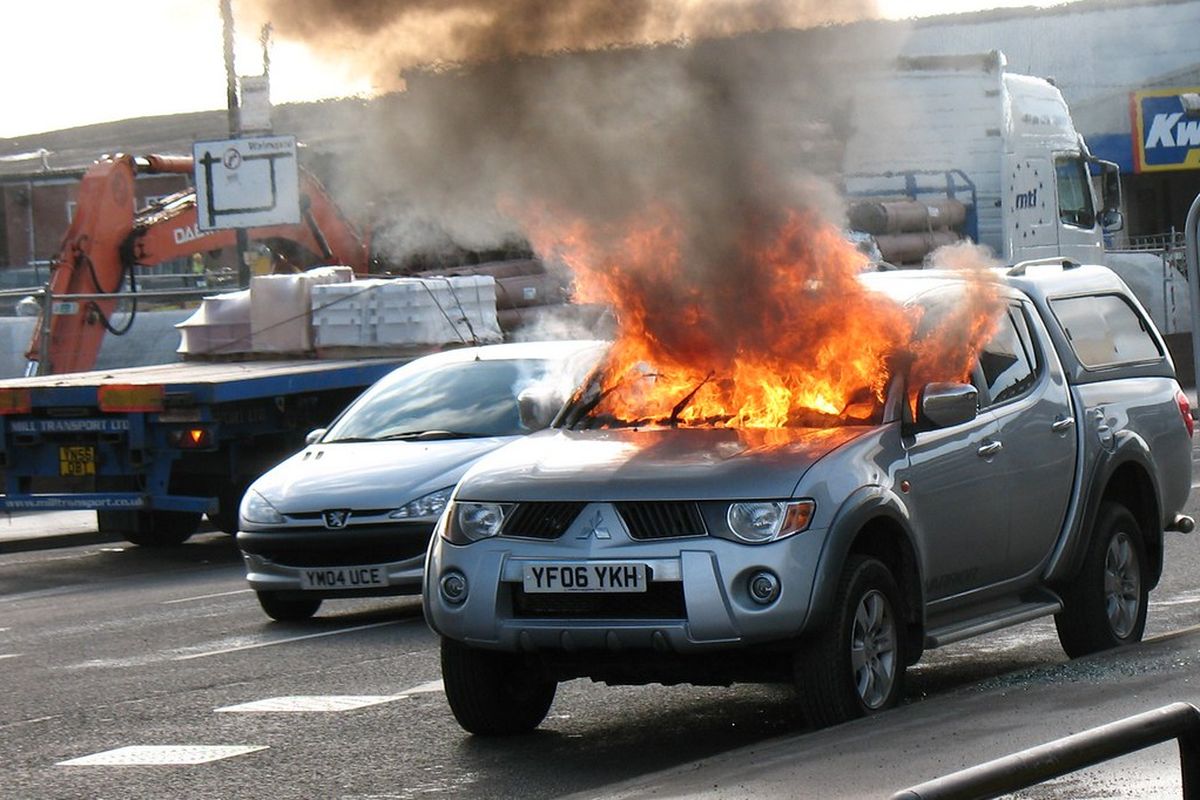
794 555 906 728
256 591 322 622
440 638 557 736
1055 501 1148 659
97 510 201 547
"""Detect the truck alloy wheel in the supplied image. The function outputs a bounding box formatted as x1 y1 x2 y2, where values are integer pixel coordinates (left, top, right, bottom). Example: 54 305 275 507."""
794 555 906 728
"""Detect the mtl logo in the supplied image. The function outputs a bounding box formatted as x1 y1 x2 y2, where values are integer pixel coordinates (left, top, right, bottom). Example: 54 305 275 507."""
1015 188 1039 210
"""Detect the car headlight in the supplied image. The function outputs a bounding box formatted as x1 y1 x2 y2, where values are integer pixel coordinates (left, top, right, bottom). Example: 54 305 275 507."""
240 489 285 525
442 501 514 544
725 500 815 544
389 487 453 520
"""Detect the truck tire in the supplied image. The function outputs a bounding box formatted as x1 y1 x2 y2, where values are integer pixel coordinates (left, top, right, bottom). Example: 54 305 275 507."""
256 591 322 622
794 555 906 728
1055 501 1148 659
97 510 202 547
208 482 248 535
440 638 556 736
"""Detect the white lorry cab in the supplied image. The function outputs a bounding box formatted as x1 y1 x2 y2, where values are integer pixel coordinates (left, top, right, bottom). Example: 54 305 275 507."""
841 50 1123 267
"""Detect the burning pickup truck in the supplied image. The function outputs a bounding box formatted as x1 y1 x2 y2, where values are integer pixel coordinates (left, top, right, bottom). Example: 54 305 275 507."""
424 258 1194 735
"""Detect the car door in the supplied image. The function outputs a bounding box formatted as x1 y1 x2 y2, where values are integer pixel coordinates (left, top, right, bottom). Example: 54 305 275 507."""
902 404 1008 602
983 300 1077 579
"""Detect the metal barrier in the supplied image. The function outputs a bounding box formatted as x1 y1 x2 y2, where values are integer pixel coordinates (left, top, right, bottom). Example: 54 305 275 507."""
892 702 1200 799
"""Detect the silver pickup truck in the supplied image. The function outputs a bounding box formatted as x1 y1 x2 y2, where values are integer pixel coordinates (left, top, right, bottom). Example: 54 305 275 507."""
424 261 1195 735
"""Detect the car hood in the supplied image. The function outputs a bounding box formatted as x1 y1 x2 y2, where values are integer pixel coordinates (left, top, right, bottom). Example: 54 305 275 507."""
250 436 516 512
458 426 870 501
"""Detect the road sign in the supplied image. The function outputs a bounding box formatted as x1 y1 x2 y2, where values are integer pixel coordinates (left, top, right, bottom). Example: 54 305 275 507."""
192 135 300 230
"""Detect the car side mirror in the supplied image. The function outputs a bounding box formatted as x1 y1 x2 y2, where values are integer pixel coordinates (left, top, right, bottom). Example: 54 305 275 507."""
919 382 978 429
305 428 327 445
517 387 564 431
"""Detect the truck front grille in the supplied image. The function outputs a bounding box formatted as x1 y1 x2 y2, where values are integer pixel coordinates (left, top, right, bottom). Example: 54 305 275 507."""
511 582 686 619
615 502 707 540
501 502 585 540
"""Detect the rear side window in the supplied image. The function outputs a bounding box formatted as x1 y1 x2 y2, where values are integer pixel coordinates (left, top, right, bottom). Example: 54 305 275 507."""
1050 294 1162 368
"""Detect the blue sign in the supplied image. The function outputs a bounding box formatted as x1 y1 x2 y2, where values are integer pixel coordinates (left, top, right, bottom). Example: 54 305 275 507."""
1133 89 1200 172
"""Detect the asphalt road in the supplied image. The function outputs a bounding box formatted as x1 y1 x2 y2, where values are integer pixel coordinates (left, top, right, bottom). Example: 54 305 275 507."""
2 445 1199 799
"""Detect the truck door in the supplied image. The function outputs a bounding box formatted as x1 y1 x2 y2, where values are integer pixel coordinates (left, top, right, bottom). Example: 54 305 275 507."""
902 409 1010 600
1003 155 1062 262
979 301 1076 578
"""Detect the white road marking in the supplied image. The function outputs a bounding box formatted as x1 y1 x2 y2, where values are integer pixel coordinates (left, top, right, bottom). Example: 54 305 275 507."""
399 679 444 695
162 588 253 605
173 619 406 661
0 654 21 660
216 695 408 713
58 745 268 766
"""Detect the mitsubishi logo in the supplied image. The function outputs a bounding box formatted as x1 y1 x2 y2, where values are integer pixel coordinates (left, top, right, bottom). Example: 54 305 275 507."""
576 509 612 540
323 509 351 529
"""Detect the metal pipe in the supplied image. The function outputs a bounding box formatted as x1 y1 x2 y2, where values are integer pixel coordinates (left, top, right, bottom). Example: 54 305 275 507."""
1186 194 1200 394
892 703 1200 800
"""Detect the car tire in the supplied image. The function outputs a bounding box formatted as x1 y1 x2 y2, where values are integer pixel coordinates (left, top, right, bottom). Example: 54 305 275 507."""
97 510 201 547
256 591 322 622
794 555 906 728
440 638 556 736
1055 501 1148 659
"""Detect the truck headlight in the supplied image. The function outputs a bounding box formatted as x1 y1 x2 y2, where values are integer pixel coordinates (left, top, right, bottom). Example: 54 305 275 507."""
389 487 453 520
443 501 514 544
724 500 814 543
241 490 284 525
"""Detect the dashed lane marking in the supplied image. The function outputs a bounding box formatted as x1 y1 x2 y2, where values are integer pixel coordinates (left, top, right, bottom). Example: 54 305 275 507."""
58 745 268 766
216 695 408 713
0 654 21 660
401 679 444 695
162 588 253 605
173 619 407 661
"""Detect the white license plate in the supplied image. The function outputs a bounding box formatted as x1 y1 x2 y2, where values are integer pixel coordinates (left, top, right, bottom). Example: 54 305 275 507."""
522 562 648 593
299 565 389 591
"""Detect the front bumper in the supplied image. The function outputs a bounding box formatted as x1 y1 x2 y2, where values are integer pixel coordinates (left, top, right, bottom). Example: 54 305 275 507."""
424 519 829 655
238 521 434 597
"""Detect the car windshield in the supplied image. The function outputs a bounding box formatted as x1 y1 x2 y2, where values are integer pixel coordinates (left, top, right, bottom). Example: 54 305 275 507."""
560 365 885 430
324 357 565 442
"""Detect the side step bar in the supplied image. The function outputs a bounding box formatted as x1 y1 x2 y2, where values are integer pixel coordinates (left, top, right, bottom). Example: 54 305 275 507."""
925 599 1062 649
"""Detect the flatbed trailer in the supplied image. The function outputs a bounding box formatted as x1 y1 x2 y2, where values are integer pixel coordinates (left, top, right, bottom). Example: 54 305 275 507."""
0 357 408 545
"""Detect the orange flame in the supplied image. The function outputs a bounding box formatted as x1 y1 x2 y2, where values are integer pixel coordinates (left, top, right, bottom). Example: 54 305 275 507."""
526 204 1002 429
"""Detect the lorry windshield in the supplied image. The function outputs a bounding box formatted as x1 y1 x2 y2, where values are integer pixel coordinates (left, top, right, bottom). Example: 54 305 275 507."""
324 358 561 442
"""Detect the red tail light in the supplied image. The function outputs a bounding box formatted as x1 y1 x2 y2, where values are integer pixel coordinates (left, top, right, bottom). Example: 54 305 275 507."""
1176 389 1194 438
0 388 31 415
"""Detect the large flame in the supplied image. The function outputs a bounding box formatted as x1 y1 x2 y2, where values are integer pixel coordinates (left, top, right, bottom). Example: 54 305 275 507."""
526 205 1003 429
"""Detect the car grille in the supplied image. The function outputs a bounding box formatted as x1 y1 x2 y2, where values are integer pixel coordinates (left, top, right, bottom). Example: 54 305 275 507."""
615 502 707 540
248 523 432 567
501 502 586 540
512 582 687 619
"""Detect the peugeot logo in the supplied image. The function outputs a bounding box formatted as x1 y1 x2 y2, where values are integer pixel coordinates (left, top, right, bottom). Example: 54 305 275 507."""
576 509 612 540
323 509 351 529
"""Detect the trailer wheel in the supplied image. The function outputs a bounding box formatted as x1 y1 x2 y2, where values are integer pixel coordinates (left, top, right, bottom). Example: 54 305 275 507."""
97 510 201 547
256 591 322 621
208 482 249 535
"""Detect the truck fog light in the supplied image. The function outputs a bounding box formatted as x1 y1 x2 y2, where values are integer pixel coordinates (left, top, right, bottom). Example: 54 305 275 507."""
748 570 780 605
440 571 468 605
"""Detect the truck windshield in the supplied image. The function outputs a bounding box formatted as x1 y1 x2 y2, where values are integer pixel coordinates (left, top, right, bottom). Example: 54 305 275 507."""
324 358 560 442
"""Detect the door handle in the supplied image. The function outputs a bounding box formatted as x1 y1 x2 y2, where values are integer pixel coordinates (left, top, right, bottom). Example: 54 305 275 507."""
977 440 1003 458
1051 417 1075 433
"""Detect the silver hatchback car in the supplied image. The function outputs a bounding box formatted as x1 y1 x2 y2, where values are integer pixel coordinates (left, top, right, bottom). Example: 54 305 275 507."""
238 340 606 621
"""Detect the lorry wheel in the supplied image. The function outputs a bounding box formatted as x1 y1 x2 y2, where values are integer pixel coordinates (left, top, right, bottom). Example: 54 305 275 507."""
208 483 248 535
256 591 322 622
1055 501 1148 659
97 510 202 547
440 638 556 736
794 555 906 728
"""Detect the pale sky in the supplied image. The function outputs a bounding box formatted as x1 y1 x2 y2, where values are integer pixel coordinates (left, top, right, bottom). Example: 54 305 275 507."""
0 0 1069 140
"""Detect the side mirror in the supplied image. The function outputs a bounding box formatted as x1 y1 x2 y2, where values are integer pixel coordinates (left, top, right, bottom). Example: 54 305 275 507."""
1101 208 1124 233
305 428 327 446
1094 158 1124 231
517 387 564 431
919 382 978 429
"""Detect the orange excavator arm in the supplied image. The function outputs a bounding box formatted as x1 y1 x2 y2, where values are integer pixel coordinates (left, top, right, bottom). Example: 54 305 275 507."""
27 154 368 375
